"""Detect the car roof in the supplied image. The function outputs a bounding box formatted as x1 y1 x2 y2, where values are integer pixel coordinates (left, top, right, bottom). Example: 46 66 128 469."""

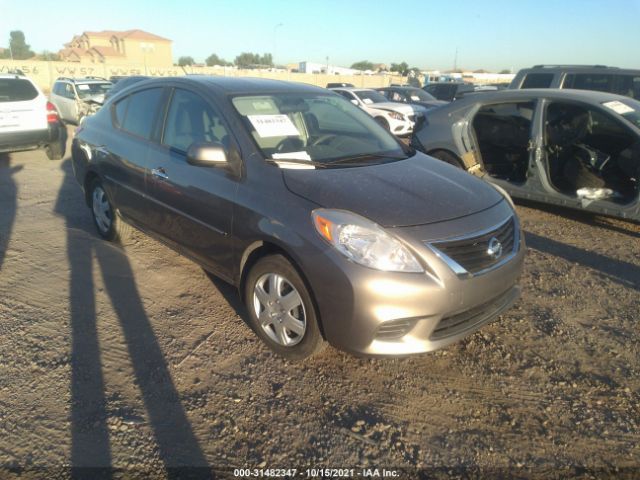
521 65 640 74
55 77 111 84
133 76 329 95
441 88 640 107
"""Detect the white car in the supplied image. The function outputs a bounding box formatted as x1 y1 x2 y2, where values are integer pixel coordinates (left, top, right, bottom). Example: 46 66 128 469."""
331 87 419 136
0 72 65 159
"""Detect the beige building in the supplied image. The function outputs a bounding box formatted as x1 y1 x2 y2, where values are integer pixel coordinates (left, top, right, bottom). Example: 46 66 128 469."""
59 30 172 66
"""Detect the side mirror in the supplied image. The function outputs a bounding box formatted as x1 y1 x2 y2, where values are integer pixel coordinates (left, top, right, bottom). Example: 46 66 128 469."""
186 142 227 166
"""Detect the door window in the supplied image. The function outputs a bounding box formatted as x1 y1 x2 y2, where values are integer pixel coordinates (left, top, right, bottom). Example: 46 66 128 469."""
119 88 164 140
162 88 230 153
564 74 613 93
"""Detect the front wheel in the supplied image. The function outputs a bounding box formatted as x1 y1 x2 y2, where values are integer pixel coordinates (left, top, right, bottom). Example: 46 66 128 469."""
244 255 326 360
89 178 131 242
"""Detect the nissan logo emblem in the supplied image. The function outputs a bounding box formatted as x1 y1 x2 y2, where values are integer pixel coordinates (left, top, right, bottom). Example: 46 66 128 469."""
487 237 503 259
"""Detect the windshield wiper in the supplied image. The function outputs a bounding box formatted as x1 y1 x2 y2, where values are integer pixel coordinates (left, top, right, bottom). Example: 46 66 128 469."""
265 158 331 169
327 151 410 165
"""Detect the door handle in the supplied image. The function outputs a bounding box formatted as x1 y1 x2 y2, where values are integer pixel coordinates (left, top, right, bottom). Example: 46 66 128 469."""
151 167 169 180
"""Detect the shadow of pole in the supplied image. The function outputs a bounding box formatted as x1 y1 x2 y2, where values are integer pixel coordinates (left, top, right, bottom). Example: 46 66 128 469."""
525 230 640 291
0 153 22 271
55 158 211 478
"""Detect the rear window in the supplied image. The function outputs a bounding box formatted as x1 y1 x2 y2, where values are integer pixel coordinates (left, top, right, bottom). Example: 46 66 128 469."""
0 78 39 102
521 73 554 89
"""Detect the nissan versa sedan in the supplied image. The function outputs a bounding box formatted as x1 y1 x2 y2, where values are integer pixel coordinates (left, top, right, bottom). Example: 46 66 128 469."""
71 77 525 359
411 89 640 222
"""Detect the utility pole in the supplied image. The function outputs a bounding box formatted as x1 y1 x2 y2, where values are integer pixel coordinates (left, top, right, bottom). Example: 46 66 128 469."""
326 56 329 75
453 47 458 72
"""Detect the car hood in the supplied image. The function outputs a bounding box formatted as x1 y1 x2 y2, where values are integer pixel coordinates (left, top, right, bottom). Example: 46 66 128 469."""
282 152 504 227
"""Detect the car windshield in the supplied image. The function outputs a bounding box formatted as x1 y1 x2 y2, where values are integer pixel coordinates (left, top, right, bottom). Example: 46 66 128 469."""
354 90 388 105
602 99 640 129
232 92 411 166
402 88 436 102
0 78 38 102
76 82 112 99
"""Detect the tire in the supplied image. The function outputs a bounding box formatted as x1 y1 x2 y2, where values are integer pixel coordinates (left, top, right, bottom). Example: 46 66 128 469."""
88 178 131 242
375 117 389 130
244 254 326 360
430 150 464 169
45 139 65 160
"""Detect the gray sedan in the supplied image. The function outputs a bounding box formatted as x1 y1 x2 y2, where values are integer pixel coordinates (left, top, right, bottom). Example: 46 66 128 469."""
72 77 524 359
412 89 640 222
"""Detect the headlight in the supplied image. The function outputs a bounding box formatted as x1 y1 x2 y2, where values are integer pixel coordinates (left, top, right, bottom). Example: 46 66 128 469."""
312 209 423 273
388 111 405 121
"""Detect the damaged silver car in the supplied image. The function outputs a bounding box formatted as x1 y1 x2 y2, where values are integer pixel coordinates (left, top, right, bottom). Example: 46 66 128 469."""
49 76 112 125
411 89 640 222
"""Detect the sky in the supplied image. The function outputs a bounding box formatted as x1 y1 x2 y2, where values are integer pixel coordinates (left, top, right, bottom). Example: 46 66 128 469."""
1 0 639 71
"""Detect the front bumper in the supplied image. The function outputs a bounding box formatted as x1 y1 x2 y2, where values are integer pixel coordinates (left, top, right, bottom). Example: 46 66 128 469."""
0 123 63 153
308 200 525 356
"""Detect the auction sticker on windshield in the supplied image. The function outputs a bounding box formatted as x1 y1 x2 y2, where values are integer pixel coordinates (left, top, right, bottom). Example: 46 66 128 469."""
603 100 635 115
248 114 300 137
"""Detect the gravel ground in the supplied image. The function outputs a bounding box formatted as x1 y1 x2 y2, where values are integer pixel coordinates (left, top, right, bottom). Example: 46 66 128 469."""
0 129 638 479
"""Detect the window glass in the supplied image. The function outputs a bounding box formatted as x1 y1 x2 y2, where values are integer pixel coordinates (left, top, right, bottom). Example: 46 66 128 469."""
64 83 76 99
231 93 403 164
565 74 612 93
120 88 163 139
521 73 554 88
75 82 112 99
163 88 229 152
113 96 129 127
0 79 38 102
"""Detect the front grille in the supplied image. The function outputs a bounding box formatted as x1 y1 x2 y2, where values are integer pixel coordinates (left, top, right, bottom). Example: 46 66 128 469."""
429 216 517 276
375 318 417 341
430 288 516 340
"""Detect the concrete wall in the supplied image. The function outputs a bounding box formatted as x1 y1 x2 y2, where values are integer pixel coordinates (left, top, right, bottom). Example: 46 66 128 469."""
0 60 405 93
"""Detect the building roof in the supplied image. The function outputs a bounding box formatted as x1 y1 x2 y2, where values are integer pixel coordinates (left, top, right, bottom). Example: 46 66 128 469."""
82 29 171 42
89 46 124 58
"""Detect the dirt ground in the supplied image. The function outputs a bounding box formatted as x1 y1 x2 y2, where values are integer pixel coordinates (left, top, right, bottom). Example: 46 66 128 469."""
0 128 638 479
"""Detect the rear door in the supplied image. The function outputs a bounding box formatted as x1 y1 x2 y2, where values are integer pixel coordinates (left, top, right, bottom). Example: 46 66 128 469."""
0 78 46 133
145 87 239 279
102 87 166 225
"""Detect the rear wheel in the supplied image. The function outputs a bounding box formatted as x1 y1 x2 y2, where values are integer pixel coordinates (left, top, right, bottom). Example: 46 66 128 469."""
430 150 464 169
89 178 131 242
244 255 326 360
45 139 65 160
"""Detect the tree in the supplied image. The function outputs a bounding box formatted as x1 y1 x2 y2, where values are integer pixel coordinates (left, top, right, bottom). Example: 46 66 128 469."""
234 52 273 68
7 31 34 60
499 69 511 74
205 53 230 67
178 56 195 66
351 60 374 71
390 62 409 75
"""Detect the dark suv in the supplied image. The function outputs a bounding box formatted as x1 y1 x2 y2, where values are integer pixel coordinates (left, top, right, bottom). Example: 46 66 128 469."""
71 76 524 359
509 65 640 100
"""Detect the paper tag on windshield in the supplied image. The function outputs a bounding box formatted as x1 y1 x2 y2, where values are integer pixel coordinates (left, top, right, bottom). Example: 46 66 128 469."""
362 98 373 105
603 100 634 115
248 114 300 138
77 84 90 91
411 95 421 101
